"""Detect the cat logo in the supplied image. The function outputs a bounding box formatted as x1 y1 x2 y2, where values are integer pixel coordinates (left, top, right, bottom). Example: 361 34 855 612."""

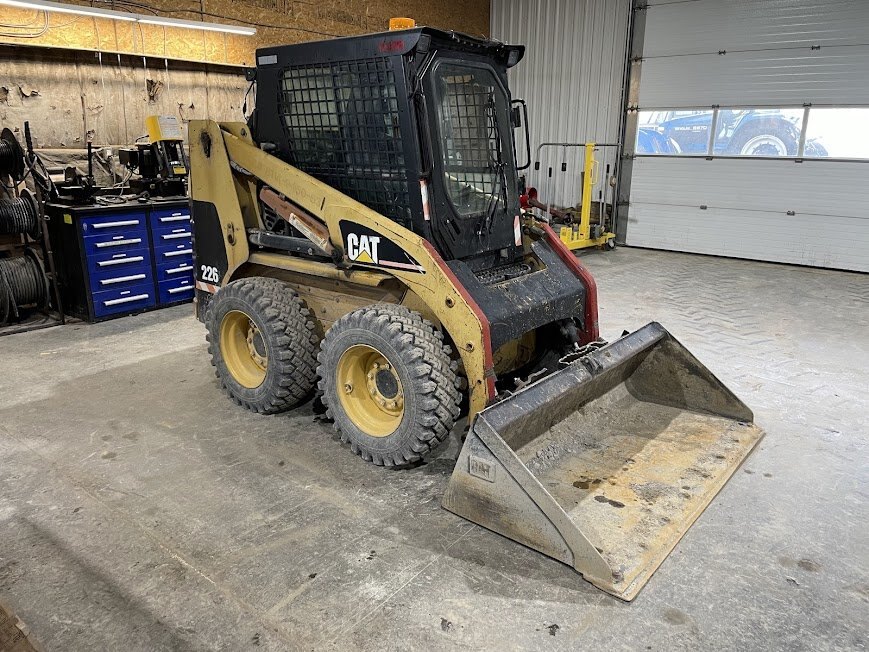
346 233 381 264
339 221 425 273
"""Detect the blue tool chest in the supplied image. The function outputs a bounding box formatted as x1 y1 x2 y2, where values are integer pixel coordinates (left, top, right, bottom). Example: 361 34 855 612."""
149 207 195 307
47 200 194 322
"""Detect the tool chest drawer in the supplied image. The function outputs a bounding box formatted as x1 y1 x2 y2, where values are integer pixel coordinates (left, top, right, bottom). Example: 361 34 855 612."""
91 270 153 294
150 206 190 223
152 228 193 249
91 282 156 318
79 211 148 238
153 242 194 263
151 222 193 242
86 248 151 283
88 260 154 294
158 276 195 304
82 230 148 256
149 207 191 235
154 259 194 282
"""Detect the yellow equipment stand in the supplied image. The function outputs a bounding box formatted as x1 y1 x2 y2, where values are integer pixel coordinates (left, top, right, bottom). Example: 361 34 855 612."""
558 143 616 251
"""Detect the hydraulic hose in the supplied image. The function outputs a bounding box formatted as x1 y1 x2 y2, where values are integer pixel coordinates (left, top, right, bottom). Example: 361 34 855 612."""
0 192 40 238
0 128 25 180
0 249 48 324
0 139 17 175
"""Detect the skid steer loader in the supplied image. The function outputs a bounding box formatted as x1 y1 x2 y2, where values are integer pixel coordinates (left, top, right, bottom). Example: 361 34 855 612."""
189 26 763 601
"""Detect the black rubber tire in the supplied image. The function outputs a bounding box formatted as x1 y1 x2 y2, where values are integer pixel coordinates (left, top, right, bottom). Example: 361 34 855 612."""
604 239 616 250
206 277 319 414
728 120 798 156
317 304 461 467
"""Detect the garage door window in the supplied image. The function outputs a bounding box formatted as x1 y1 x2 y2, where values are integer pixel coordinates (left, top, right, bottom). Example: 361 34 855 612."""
803 108 869 159
637 110 712 155
636 106 869 161
711 109 803 157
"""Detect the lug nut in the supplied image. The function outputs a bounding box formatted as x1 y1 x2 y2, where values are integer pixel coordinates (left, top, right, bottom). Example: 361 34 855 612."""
344 383 352 394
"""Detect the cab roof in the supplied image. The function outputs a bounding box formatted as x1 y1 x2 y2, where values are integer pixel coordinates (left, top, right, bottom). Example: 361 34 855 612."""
253 26 525 72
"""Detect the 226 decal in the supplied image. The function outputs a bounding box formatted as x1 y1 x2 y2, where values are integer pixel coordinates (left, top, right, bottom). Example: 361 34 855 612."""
200 265 220 283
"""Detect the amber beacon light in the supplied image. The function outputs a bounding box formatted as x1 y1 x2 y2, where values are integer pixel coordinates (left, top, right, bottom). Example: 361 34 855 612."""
388 17 416 30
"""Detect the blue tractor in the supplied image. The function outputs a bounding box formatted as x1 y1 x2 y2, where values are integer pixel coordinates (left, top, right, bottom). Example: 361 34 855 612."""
636 126 680 154
638 109 828 157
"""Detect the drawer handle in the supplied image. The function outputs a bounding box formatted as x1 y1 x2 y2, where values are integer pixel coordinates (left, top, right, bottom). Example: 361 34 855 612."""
168 285 193 294
167 265 193 274
98 256 144 267
162 232 192 240
100 273 147 286
164 248 193 257
104 293 149 306
159 215 190 222
92 219 140 229
96 238 142 248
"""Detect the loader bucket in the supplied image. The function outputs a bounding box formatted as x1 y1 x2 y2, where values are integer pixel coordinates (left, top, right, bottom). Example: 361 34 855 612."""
442 322 763 601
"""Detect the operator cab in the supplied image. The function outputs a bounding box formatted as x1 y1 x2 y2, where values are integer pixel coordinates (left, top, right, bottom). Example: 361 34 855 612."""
249 27 526 272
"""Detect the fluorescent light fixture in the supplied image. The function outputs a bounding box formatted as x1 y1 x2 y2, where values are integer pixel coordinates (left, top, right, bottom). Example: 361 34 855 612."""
0 0 135 20
0 0 256 35
138 16 255 36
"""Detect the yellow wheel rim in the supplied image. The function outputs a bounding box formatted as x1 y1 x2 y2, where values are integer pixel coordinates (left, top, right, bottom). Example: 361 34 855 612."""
220 309 267 389
336 344 404 437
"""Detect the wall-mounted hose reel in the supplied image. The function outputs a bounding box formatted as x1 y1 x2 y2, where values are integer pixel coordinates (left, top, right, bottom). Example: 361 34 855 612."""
0 189 40 239
0 128 25 181
0 248 49 325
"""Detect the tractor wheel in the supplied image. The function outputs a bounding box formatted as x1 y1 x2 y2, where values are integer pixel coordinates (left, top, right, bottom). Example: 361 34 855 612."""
317 304 461 467
729 121 797 156
206 277 319 414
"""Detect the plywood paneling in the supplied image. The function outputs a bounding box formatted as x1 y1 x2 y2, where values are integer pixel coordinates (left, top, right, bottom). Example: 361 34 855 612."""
0 0 490 66
0 46 246 147
0 0 489 163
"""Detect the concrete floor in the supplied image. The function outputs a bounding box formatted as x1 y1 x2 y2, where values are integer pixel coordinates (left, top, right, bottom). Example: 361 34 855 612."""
0 248 866 651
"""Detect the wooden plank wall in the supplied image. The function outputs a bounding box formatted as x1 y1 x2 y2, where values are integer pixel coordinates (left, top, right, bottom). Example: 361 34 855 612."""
0 46 248 148
0 46 246 148
0 0 490 65
0 0 489 148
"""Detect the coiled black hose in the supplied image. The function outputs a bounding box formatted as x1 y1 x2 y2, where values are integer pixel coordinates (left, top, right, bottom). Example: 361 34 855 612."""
0 129 25 180
0 139 17 174
0 195 39 238
0 250 48 324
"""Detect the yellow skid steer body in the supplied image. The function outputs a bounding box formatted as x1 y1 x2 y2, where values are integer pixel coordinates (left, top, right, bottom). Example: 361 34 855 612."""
188 119 763 601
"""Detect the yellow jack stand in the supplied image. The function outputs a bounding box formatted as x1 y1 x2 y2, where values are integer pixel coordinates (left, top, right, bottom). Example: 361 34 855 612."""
557 143 616 251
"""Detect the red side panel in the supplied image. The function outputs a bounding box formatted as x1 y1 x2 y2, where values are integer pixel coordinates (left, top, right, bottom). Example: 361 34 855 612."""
540 224 600 343
421 240 497 401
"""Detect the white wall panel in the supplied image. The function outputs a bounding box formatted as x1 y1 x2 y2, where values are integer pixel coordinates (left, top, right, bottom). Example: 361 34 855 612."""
491 0 630 206
627 203 866 271
639 46 869 107
629 157 868 219
627 157 869 272
644 0 867 57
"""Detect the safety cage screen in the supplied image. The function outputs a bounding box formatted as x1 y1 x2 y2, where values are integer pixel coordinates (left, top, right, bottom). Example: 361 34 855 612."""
277 57 412 227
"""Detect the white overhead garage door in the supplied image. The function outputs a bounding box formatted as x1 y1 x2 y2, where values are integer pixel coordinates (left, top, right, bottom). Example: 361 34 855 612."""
625 0 869 272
